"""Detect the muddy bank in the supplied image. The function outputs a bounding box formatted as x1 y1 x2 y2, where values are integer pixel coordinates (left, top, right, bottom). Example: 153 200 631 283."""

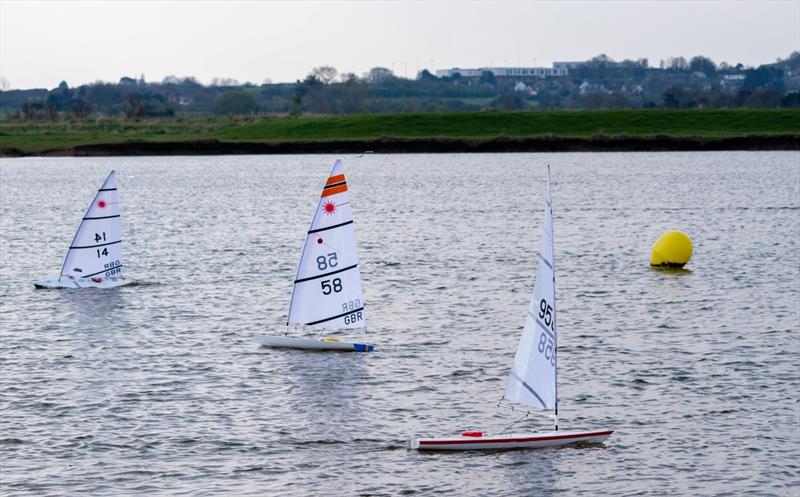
2 134 799 157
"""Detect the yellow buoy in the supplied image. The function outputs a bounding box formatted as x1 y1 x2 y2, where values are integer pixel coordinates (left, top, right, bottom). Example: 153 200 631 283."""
650 230 693 268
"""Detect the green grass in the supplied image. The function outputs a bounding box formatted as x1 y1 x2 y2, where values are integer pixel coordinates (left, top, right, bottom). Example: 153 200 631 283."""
1 109 798 153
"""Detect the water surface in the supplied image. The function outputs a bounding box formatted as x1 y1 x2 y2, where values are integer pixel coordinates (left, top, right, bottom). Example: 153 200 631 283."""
1 152 798 496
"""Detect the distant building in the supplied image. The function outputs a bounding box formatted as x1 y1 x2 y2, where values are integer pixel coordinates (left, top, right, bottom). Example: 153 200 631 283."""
435 63 569 79
434 67 484 78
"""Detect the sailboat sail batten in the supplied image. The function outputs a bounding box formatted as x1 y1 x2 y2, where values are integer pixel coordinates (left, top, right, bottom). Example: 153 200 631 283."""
58 171 124 284
308 220 353 234
287 158 366 330
504 170 557 412
80 265 124 279
304 306 365 326
510 370 547 409
69 240 122 250
83 214 120 220
534 317 556 341
294 264 358 283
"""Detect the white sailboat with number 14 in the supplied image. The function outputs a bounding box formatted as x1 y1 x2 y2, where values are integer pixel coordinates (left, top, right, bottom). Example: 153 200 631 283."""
409 167 612 450
258 158 374 352
34 170 126 289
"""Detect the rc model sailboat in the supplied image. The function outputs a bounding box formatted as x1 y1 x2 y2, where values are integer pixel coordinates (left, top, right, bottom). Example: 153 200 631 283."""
259 158 373 352
34 170 126 289
409 167 612 450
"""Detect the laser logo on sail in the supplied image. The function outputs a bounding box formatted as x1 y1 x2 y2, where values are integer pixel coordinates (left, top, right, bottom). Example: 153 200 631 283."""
322 201 337 215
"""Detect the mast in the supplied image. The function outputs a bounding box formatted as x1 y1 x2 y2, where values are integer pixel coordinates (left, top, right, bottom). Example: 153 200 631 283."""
548 165 558 431
503 165 559 428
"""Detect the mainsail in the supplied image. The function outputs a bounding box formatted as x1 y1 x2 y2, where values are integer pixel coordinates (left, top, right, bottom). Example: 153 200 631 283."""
287 158 365 329
59 170 124 283
504 168 557 413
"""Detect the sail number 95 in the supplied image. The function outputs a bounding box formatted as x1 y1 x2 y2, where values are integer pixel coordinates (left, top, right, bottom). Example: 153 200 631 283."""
538 298 554 331
537 298 556 367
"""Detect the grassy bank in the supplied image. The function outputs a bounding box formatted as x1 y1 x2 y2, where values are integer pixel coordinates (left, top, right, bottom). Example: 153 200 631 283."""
1 109 799 155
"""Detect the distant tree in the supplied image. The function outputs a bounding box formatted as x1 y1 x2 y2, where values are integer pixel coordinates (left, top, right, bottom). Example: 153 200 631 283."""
743 88 782 108
213 90 258 115
21 100 47 119
162 75 180 85
479 71 497 86
781 92 800 108
365 67 394 83
302 74 323 87
662 86 690 108
85 82 123 111
211 77 240 87
312 66 338 85
491 91 525 110
70 99 92 118
418 69 438 82
339 72 360 83
119 76 138 85
124 94 146 117
290 93 302 116
339 77 367 113
690 56 717 76
589 54 615 66
743 66 784 91
178 77 203 89
667 57 688 71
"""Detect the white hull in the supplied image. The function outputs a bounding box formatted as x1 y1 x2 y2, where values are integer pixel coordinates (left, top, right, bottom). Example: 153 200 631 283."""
258 335 374 352
33 276 127 289
409 429 613 451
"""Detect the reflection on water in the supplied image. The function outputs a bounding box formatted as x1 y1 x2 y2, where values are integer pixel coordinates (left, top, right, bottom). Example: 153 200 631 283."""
0 152 798 496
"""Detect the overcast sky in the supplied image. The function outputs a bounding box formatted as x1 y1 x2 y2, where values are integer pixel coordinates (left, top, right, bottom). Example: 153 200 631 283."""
1 0 798 89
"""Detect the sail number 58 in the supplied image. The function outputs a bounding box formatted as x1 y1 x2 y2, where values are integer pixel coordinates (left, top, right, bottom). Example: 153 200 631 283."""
316 252 338 270
321 278 342 295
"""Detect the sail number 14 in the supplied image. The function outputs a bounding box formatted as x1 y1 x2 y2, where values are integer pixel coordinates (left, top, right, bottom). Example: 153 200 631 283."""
95 232 109 258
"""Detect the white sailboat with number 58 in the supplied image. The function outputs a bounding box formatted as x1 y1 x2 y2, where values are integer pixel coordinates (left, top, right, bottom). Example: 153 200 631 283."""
409 167 612 450
34 170 126 289
259 158 374 352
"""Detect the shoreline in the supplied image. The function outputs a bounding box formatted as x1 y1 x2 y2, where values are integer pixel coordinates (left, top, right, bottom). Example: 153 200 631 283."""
2 134 799 157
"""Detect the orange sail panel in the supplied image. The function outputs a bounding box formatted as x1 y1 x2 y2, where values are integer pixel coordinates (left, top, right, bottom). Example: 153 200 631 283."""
321 183 348 198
